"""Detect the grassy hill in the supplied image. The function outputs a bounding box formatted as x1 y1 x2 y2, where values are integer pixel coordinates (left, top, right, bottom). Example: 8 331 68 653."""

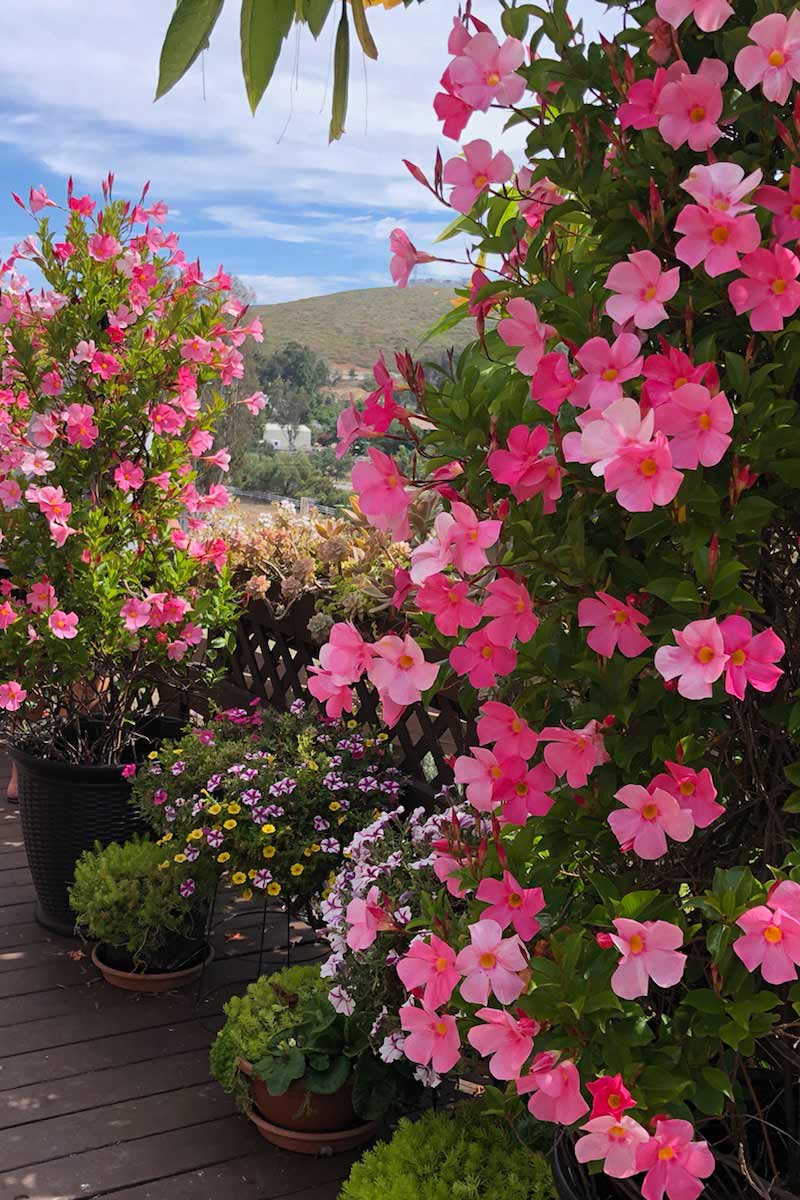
252 284 472 371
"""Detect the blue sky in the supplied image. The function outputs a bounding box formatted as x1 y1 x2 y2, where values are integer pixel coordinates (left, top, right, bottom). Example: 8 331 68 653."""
0 0 600 304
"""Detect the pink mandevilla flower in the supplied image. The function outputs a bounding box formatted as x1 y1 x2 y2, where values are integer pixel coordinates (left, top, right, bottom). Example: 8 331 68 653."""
578 591 652 659
719 615 785 701
609 918 687 999
654 617 728 700
655 0 732 34
656 58 727 152
648 761 724 828
605 250 680 331
455 918 527 1005
728 246 800 333
576 1114 650 1180
636 1119 715 1200
476 870 545 940
608 785 695 860
467 1006 540 1081
396 934 461 1010
517 1053 589 1125
399 1004 461 1073
442 138 513 214
572 334 643 412
654 384 733 469
539 721 608 788
449 31 526 112
351 448 411 541
498 299 553 375
477 701 539 758
735 12 800 106
450 627 517 689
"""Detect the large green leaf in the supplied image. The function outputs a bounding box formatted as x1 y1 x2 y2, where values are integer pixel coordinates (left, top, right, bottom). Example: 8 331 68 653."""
301 0 334 38
304 1053 351 1095
350 0 377 59
240 0 294 114
329 6 350 142
156 0 225 100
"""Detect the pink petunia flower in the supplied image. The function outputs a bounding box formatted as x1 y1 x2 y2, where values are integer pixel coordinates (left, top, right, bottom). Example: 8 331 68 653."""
608 785 695 860
468 1006 540 1081
443 138 514 213
728 245 800 332
455 918 527 1005
648 761 724 828
498 299 554 375
368 633 438 708
636 1119 715 1200
399 1004 461 1073
587 1074 636 1119
654 384 733 469
517 1053 589 1125
576 1114 651 1179
389 228 434 289
476 870 545 940
450 627 517 688
656 57 727 152
449 31 526 112
572 334 643 412
540 721 608 789
605 250 681 330
345 885 391 951
396 934 461 1010
656 0 732 34
609 918 686 999
477 701 538 758
754 167 800 244
578 591 651 659
482 576 538 647
719 615 785 701
416 573 481 637
654 617 728 701
735 12 800 106
351 448 411 541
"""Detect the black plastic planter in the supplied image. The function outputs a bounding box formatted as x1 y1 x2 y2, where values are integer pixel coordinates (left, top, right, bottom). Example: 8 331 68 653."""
12 745 147 936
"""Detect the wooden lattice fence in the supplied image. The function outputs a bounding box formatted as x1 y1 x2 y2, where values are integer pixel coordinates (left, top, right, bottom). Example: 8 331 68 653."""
218 594 473 795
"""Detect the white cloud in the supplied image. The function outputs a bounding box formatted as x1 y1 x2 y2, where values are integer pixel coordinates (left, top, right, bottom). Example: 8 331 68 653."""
236 273 357 305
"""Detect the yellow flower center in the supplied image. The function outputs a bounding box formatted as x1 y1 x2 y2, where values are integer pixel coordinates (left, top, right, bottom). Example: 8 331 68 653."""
697 645 715 664
508 891 523 908
689 105 706 124
387 473 397 487
602 367 619 382
772 278 788 295
711 225 729 245
435 956 448 972
731 648 746 666
515 781 528 796
629 933 645 954
791 204 800 220
486 71 501 86
613 610 628 624
658 1146 675 1161
474 172 489 188
608 1092 622 1109
609 1123 627 1140
769 50 786 68
399 653 414 669
643 285 658 301
640 457 658 478
698 412 712 430
479 952 497 970
490 765 503 779
764 924 783 943
674 376 688 388
679 779 695 796
511 719 521 732
481 645 494 659
435 1020 448 1035
448 590 460 605
641 803 658 821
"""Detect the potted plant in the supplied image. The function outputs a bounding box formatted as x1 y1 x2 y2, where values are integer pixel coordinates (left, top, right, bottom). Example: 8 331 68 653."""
0 177 263 932
133 700 403 919
69 835 213 991
339 1105 558 1200
209 963 393 1154
305 2 800 1194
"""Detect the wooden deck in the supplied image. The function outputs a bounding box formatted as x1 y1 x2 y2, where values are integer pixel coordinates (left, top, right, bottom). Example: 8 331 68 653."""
0 786 356 1199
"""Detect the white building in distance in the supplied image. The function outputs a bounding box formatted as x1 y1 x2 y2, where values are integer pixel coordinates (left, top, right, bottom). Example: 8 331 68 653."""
262 422 312 451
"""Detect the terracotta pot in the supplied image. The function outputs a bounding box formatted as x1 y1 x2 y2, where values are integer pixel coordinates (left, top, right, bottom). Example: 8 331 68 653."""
91 942 212 993
245 1101 379 1156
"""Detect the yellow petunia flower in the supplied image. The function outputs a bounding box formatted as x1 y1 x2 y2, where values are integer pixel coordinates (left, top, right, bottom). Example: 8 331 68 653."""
248 868 256 879
267 881 281 896
223 819 237 830
157 832 173 844
174 853 187 863
305 760 319 772
227 803 241 815
377 732 388 741
232 871 247 885
148 750 159 760
347 719 357 729
261 823 276 835
329 801 341 812
290 863 304 876
241 888 253 901
263 845 276 859
187 828 203 840
217 851 231 863
208 803 222 815
158 860 170 871
311 843 321 853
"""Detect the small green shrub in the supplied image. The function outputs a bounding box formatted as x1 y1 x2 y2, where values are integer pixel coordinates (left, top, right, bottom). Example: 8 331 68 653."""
69 836 209 970
339 1106 557 1200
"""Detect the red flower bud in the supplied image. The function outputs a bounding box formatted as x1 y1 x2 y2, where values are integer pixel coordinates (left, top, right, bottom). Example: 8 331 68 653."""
595 932 614 949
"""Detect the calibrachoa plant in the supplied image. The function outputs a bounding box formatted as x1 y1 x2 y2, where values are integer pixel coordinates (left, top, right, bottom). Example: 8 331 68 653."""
133 700 403 917
309 2 800 1194
0 176 264 761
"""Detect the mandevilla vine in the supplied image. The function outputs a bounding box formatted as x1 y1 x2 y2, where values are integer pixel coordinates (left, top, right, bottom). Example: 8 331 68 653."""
311 1 800 1196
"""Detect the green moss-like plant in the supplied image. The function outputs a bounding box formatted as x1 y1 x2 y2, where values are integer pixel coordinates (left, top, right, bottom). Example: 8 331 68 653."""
339 1107 557 1200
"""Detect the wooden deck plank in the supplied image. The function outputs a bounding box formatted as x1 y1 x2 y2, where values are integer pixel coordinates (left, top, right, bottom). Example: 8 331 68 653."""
0 993 197 1058
0 1049 213 1130
104 1150 356 1200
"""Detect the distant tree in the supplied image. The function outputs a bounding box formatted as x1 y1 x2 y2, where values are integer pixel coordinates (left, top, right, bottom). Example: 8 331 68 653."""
235 447 349 509
258 342 329 395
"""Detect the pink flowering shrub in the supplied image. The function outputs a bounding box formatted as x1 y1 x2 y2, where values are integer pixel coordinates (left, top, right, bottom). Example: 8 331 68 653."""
309 1 800 1193
0 177 263 761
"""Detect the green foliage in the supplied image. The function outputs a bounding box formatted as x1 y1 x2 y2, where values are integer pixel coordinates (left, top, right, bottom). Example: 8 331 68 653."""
234 447 348 507
69 836 209 969
339 1107 557 1200
258 342 330 395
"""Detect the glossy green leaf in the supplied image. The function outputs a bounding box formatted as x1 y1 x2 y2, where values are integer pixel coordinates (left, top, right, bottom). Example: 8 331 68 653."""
329 6 350 142
240 0 294 114
156 0 225 100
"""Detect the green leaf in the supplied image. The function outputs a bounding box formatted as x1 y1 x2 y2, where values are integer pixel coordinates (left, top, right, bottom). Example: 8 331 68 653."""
702 1066 734 1101
684 989 725 1015
329 6 350 142
240 0 294 114
301 0 334 37
350 0 377 59
304 1053 351 1094
156 0 225 100
253 1047 306 1095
